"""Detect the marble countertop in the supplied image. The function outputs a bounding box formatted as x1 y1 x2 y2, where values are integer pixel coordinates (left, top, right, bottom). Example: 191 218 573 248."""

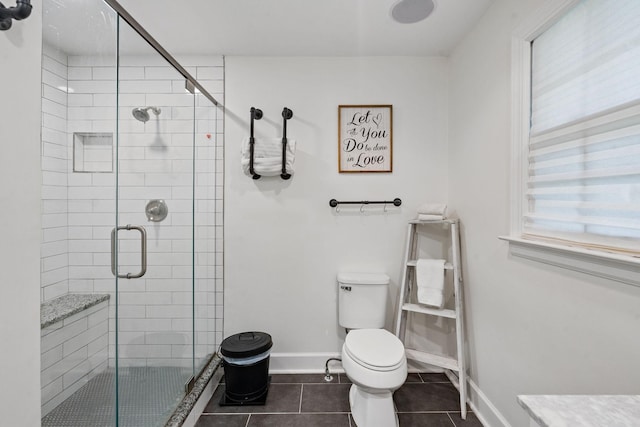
41 293 110 328
518 395 640 427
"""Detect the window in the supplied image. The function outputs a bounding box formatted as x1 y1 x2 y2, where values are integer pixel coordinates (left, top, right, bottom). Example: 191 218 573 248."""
526 0 640 255
506 0 640 285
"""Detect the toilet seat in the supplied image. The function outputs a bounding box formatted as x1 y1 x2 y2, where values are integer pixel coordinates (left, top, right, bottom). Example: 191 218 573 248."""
344 329 405 372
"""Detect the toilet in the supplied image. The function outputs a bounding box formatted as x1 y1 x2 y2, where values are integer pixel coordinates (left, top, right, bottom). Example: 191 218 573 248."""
338 272 407 427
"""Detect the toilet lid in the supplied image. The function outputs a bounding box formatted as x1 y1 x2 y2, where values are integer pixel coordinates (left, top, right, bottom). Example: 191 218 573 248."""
344 329 405 371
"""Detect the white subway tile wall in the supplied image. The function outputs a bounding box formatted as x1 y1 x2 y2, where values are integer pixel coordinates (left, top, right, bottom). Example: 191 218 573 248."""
42 44 70 302
41 46 224 378
40 301 109 416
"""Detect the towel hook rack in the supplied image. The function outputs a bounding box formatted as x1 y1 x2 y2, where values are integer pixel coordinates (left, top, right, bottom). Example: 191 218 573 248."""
281 107 293 180
329 198 402 208
249 107 263 180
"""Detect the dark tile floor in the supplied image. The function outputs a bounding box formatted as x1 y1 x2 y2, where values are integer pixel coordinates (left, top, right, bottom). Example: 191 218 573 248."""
195 373 484 427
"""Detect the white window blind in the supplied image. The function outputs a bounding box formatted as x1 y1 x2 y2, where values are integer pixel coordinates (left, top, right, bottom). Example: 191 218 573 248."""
527 0 640 254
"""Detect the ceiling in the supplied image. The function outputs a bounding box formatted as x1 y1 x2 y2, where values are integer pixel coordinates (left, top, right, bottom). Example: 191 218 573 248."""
108 0 494 57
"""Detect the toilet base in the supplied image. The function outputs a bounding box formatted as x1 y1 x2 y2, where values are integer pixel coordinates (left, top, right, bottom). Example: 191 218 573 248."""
349 384 399 427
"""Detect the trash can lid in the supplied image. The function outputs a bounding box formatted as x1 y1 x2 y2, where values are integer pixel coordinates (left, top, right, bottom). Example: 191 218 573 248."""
221 332 273 358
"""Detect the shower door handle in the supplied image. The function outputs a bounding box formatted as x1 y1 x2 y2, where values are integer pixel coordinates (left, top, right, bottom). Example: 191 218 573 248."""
111 225 147 279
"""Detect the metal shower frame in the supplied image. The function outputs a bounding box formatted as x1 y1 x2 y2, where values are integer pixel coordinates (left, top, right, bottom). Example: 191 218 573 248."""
104 0 221 107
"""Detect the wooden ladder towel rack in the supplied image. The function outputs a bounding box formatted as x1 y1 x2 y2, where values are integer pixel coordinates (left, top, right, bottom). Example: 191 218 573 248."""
394 218 468 419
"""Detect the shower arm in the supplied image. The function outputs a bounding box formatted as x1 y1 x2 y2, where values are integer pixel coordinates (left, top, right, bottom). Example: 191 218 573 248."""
0 0 32 31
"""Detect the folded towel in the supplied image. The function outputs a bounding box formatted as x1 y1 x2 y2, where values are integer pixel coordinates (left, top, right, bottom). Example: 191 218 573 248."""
416 259 446 308
417 214 444 221
417 203 447 216
241 137 296 177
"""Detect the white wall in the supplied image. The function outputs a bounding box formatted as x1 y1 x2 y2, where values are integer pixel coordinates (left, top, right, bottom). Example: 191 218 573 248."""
0 6 43 426
224 57 450 369
448 0 640 426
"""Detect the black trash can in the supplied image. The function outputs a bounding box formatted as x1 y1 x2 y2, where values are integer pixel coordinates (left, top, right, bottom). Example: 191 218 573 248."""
219 331 272 406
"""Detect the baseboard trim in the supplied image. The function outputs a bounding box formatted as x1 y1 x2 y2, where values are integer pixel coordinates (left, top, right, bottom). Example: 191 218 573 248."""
467 378 513 427
269 352 448 374
269 352 344 373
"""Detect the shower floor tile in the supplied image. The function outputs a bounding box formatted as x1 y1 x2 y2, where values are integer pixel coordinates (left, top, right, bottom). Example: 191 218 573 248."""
41 366 192 427
197 372 484 427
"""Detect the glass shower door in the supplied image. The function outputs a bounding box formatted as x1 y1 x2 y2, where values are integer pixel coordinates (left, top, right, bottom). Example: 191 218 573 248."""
40 0 119 426
41 0 219 425
113 18 195 426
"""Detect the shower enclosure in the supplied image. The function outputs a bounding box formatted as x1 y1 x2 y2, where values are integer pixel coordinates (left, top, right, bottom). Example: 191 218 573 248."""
40 0 223 425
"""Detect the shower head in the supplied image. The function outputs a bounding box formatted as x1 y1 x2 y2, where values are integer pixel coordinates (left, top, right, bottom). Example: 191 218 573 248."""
132 106 161 122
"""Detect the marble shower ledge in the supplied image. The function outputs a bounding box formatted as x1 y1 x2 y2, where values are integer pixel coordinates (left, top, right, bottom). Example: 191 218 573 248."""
41 293 110 329
518 395 640 427
165 355 222 427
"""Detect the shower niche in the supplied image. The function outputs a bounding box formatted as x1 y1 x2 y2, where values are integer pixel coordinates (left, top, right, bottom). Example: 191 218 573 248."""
72 132 113 173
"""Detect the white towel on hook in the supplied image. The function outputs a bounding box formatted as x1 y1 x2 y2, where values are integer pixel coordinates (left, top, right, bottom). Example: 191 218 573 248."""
241 137 296 176
416 259 446 308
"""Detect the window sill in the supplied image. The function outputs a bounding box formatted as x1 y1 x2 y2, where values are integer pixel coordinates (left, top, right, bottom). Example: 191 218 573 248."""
498 236 640 287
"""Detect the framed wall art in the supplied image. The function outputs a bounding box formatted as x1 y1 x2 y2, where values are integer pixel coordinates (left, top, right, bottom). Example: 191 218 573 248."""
338 104 393 173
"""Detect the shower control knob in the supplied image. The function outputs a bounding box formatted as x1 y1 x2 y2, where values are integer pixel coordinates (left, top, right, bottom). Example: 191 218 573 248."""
145 199 168 222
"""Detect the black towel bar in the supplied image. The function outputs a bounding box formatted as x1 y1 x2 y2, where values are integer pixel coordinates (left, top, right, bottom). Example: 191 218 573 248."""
329 198 402 208
249 107 263 180
281 107 293 180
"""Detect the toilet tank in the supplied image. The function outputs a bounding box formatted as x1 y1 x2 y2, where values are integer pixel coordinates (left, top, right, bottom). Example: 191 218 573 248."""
337 272 390 329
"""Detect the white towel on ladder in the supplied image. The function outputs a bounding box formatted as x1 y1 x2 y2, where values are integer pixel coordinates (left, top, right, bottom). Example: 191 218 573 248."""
417 203 447 217
416 259 446 308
